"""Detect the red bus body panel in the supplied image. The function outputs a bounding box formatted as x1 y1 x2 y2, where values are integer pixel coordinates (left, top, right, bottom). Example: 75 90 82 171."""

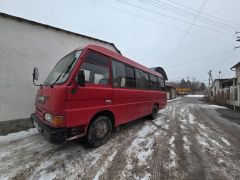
33 45 167 139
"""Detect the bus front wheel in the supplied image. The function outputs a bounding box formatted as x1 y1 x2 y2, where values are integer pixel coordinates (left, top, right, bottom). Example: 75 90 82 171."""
151 104 159 120
87 115 112 147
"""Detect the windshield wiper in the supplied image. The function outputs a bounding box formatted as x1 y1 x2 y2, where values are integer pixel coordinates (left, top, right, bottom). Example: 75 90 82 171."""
50 58 77 86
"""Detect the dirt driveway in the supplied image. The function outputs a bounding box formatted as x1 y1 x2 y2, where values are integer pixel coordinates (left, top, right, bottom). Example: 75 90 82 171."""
1 97 240 180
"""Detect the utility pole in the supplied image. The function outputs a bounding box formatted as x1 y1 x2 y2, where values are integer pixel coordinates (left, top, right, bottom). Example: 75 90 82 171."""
235 31 240 49
208 70 213 87
219 71 221 79
207 70 213 96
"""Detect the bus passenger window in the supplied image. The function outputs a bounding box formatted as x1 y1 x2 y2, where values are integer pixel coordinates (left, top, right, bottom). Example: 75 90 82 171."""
158 77 165 90
112 60 126 87
81 51 110 85
150 74 159 90
135 69 150 89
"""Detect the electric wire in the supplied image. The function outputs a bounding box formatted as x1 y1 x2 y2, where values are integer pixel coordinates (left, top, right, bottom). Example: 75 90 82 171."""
116 0 233 36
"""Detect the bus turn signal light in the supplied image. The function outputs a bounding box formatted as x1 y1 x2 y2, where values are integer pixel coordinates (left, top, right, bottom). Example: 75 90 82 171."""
52 116 64 126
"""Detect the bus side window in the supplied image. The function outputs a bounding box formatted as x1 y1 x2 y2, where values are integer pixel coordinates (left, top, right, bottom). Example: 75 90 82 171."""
135 69 150 89
112 60 126 87
81 51 110 85
150 74 159 90
158 77 165 90
125 65 136 88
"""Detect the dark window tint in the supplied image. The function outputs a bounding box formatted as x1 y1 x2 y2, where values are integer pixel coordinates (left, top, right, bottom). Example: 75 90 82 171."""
112 60 136 88
81 62 109 85
150 74 159 90
85 51 109 66
135 69 150 89
158 77 165 90
125 65 136 88
112 60 126 87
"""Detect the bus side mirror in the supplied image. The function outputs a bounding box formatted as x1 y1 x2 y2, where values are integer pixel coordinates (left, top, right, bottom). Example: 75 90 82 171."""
77 70 85 87
33 67 39 81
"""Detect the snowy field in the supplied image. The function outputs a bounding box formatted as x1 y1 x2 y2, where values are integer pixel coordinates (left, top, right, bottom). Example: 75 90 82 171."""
0 96 240 180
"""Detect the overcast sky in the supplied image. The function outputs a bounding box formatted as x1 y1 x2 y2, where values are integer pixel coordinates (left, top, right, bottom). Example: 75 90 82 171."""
1 0 240 83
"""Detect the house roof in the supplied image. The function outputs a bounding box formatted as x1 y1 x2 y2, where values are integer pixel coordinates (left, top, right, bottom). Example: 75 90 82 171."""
165 82 177 89
150 67 168 80
231 62 240 69
0 12 121 55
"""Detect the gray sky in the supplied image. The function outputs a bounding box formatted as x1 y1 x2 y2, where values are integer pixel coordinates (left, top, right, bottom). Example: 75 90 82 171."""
1 0 240 83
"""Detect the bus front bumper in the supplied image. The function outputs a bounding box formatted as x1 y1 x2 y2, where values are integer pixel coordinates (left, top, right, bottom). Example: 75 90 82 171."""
31 113 67 144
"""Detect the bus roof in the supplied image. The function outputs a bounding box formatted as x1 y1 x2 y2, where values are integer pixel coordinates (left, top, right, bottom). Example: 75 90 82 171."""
81 45 163 79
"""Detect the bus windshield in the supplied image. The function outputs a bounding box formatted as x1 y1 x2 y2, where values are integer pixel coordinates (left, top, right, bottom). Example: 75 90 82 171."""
44 50 82 85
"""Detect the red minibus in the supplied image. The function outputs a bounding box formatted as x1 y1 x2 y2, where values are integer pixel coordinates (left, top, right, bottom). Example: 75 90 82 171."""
31 45 167 147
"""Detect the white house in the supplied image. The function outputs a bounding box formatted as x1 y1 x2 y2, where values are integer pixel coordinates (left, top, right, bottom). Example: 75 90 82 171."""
210 62 240 108
229 62 240 107
0 12 120 122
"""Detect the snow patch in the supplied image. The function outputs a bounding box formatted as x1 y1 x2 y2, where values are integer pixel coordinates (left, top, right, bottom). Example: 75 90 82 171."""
220 137 230 146
198 123 207 130
38 171 58 180
186 95 205 98
0 128 38 143
122 123 156 179
93 151 117 180
200 104 227 109
188 113 195 124
183 136 191 153
167 136 176 169
138 125 154 138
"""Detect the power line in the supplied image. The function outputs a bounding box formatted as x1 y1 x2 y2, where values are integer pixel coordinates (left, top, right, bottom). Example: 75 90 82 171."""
139 0 239 31
116 0 233 36
164 49 233 68
92 0 232 47
171 0 208 57
162 0 240 28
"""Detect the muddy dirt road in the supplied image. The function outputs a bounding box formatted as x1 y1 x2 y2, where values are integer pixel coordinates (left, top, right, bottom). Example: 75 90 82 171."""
1 97 240 180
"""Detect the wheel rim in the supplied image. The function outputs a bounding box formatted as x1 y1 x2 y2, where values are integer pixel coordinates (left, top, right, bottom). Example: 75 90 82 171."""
94 120 108 140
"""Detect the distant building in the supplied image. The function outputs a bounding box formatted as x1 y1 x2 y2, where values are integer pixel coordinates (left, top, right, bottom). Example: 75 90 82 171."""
165 82 177 100
210 62 240 108
0 12 120 122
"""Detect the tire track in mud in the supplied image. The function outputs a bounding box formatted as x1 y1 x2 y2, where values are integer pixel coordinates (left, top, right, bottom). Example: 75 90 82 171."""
99 124 145 180
82 122 145 180
191 106 240 179
176 103 208 180
148 101 189 180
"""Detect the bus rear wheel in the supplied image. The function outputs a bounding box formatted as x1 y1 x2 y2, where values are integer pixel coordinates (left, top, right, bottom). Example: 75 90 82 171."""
150 104 159 120
87 115 112 147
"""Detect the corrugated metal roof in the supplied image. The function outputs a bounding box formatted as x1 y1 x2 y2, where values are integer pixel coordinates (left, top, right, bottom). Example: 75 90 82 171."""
0 12 121 55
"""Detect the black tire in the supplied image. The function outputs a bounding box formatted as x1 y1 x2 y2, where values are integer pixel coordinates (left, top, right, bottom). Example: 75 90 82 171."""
150 104 159 120
87 116 112 147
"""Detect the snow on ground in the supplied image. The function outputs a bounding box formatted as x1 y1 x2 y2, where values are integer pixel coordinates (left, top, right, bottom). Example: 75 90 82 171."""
93 151 118 180
220 137 230 146
0 128 38 143
122 122 156 179
167 136 176 169
200 104 227 109
186 95 205 98
1 97 240 179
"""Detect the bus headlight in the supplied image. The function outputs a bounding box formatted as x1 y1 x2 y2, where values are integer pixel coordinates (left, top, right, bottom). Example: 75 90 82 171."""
44 113 64 126
44 113 53 122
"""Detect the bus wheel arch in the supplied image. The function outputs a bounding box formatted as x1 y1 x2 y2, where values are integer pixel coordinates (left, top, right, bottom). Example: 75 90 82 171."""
86 110 115 147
